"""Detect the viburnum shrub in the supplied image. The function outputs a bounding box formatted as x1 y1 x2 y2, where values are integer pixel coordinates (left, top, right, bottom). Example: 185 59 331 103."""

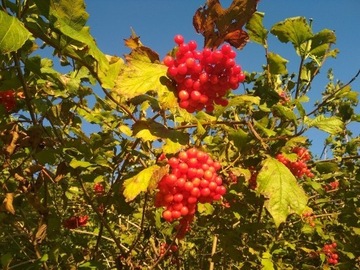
164 35 245 113
1 0 360 269
155 147 225 236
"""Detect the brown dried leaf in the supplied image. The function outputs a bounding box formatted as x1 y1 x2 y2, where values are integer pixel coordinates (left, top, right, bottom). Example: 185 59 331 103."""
4 193 15 214
193 0 258 49
34 223 47 244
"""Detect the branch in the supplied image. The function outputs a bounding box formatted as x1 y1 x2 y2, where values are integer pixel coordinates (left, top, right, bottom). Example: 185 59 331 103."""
78 177 125 254
12 52 37 124
307 69 360 117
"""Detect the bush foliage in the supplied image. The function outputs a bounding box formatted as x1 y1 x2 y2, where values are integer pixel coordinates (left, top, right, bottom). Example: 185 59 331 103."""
0 0 359 269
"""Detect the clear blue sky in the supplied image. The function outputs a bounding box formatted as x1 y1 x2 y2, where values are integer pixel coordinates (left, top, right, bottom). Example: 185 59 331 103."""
83 1 360 156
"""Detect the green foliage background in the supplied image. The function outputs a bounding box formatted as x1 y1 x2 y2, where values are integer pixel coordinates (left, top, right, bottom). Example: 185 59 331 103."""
0 0 359 269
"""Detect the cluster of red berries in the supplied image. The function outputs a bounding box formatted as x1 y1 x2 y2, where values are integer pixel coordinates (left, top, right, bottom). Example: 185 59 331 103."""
62 215 89 229
155 148 226 225
302 211 316 227
159 242 178 257
324 180 339 191
0 90 16 112
322 242 339 265
94 182 105 195
248 167 258 190
276 147 314 178
164 35 245 113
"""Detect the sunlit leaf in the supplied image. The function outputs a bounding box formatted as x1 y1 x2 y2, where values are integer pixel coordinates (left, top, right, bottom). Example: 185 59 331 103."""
257 157 308 227
0 10 31 53
309 29 336 57
305 115 344 134
246 12 268 46
69 159 93 169
114 47 176 109
162 139 183 154
271 17 313 49
123 165 168 202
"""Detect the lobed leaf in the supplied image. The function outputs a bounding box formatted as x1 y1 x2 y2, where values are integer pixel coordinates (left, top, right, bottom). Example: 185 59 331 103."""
305 115 344 134
193 0 258 48
267 52 288 75
0 10 31 53
271 17 313 49
123 165 169 202
257 157 308 227
245 12 268 46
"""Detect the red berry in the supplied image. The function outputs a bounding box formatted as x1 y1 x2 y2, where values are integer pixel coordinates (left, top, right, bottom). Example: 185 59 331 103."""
174 35 184 45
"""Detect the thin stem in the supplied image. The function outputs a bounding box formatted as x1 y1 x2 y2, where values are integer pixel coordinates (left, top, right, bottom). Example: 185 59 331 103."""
209 234 218 270
13 53 37 124
78 177 125 254
125 193 149 257
307 69 360 117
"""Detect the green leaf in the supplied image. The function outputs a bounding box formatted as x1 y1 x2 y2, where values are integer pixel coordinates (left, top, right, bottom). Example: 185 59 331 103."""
132 120 189 144
245 12 268 46
254 120 276 137
305 115 344 134
114 47 174 109
49 0 112 88
261 252 275 270
257 157 308 227
162 139 183 154
1 253 12 268
271 17 313 48
309 29 336 58
272 104 297 122
229 95 261 107
0 10 31 53
69 159 93 169
228 128 250 151
315 161 339 174
123 165 168 202
268 52 288 75
197 203 214 216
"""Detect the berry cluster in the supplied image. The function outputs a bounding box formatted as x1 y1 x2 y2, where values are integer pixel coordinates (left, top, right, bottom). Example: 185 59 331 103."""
248 167 258 190
322 242 339 265
0 90 16 112
155 148 226 225
159 242 178 257
302 211 316 227
324 180 339 191
276 147 314 178
62 215 89 229
94 182 105 195
164 35 245 113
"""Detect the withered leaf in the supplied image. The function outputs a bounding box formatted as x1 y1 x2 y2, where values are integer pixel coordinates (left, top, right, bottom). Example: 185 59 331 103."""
3 193 15 214
193 0 258 49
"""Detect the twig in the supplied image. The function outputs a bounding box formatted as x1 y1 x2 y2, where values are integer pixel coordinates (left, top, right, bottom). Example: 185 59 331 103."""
12 53 37 124
78 177 125 254
209 234 218 270
307 69 360 117
125 193 149 257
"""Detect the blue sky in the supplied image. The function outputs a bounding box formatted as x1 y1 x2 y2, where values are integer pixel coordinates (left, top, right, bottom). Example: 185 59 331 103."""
84 1 360 156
